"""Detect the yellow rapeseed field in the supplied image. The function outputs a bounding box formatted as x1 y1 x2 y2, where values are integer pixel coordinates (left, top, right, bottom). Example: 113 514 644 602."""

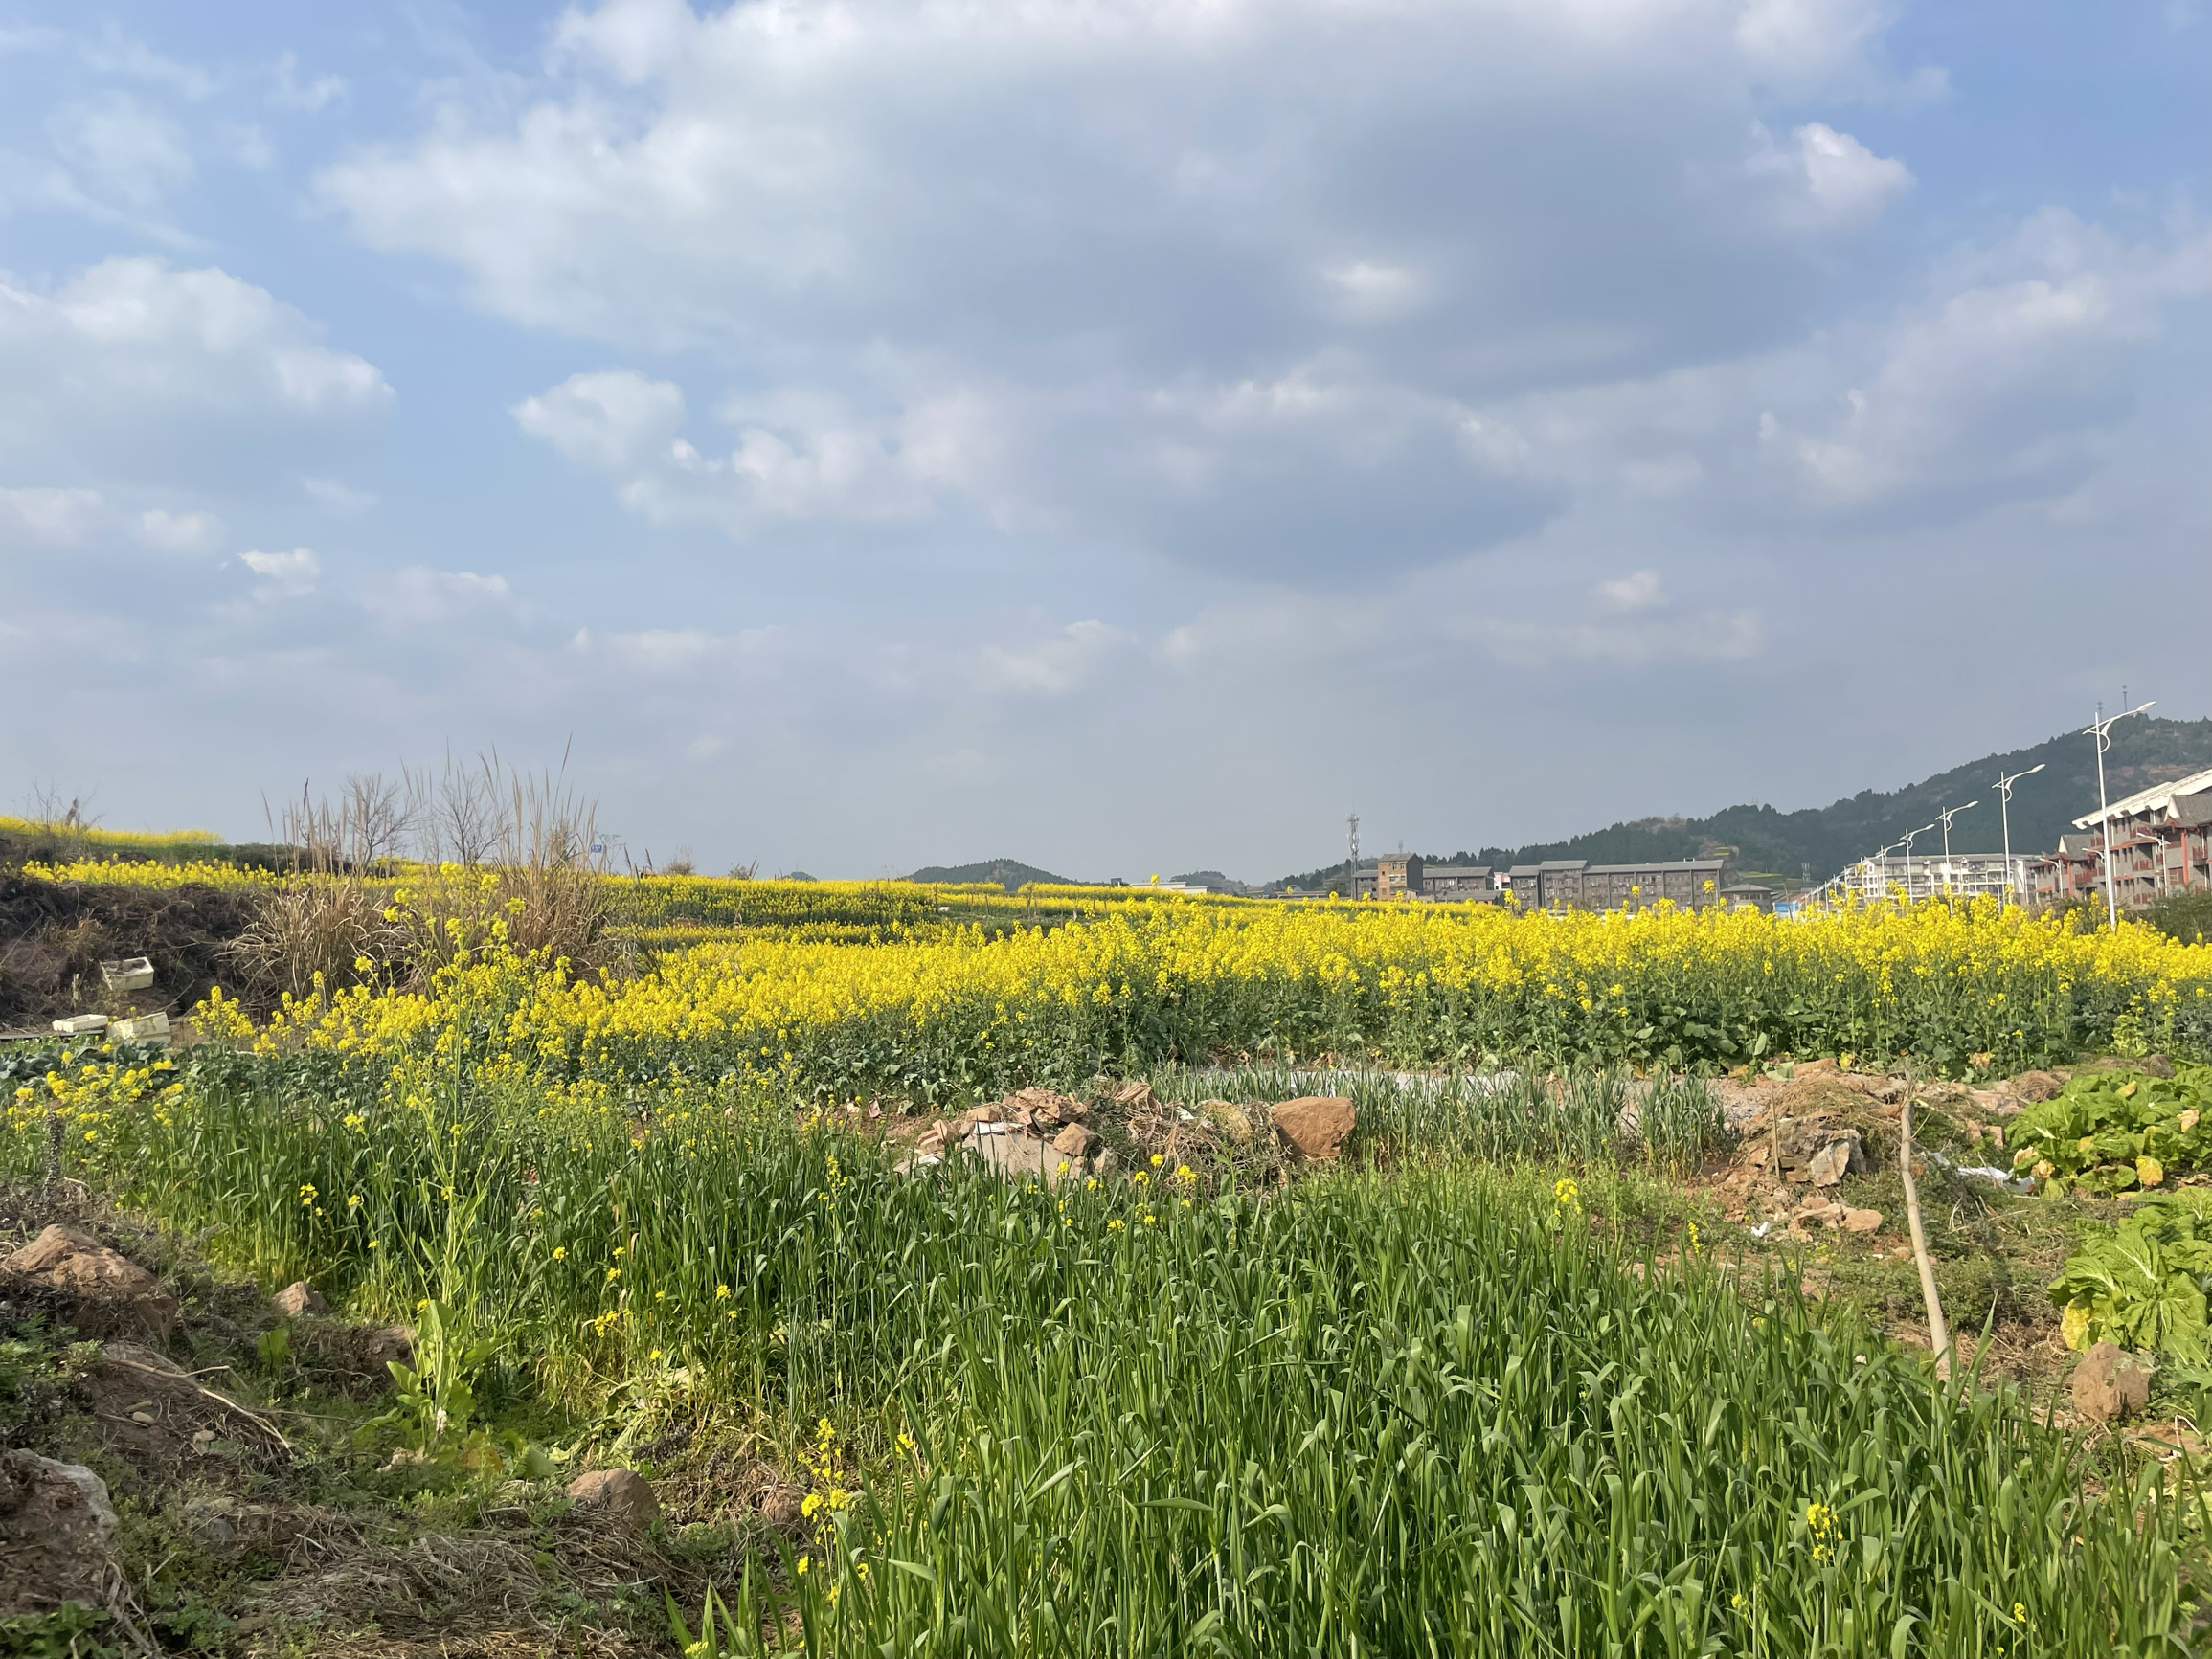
180 896 2212 1105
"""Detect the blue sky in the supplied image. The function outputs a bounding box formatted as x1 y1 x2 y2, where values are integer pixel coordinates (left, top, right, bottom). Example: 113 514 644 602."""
3 0 2205 880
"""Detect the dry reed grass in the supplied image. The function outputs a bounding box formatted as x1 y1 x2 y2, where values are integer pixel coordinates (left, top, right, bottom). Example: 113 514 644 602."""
226 756 614 1002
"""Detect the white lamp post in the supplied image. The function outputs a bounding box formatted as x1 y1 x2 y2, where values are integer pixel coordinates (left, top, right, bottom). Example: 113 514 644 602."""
2085 701 2155 929
1896 822 1937 904
1935 800 1979 914
1993 762 2044 908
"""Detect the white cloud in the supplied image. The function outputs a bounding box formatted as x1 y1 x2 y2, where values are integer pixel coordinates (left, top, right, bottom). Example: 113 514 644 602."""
239 547 319 596
0 258 392 491
134 507 221 553
361 567 516 624
47 92 193 212
1762 213 2212 516
974 620 1133 696
1736 121 1911 234
515 370 947 530
513 370 682 473
0 485 106 545
1597 570 1667 610
301 476 378 514
326 0 1928 581
1473 607 1766 668
1323 261 1424 322
270 53 345 113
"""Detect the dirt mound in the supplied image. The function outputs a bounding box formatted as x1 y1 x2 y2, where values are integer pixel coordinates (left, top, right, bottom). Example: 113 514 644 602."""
2 1222 181 1339
0 1449 119 1615
0 865 263 1026
80 1341 290 1476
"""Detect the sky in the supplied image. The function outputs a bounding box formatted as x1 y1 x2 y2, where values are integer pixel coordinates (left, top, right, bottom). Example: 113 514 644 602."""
1 0 2206 882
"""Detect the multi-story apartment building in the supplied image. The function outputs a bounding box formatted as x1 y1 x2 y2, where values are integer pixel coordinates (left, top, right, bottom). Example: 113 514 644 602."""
2035 767 2212 908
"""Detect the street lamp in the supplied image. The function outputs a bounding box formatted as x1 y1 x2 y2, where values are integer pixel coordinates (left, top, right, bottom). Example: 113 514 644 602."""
1935 801 1980 913
1861 840 1904 905
2085 701 2155 929
1992 762 2044 908
1896 822 1937 904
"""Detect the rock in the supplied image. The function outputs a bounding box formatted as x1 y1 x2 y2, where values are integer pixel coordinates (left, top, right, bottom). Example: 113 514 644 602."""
2070 1342 2152 1424
1271 1096 1356 1162
1092 1149 1119 1177
0 1449 117 1614
965 1132 1068 1182
273 1281 327 1318
1197 1100 1253 1144
759 1486 805 1529
1840 1207 1884 1233
2013 1070 2064 1104
2141 1054 2176 1079
1051 1123 1097 1159
566 1468 660 1529
1807 1140 1852 1188
956 1104 1004 1129
1 1224 179 1338
1794 1199 1844 1226
1010 1086 1087 1126
1113 1079 1155 1110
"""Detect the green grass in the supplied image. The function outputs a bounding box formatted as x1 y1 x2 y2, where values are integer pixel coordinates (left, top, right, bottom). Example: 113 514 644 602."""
14 1044 2201 1656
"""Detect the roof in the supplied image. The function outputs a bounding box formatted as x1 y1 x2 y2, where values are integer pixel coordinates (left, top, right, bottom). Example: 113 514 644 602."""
1423 864 1490 878
2072 765 2212 829
1583 859 1727 875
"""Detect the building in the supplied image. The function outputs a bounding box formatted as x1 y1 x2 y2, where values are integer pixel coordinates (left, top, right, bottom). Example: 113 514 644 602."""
1420 863 1498 901
1374 854 1422 898
2036 766 2212 908
1501 858 1733 912
1821 852 2043 908
1367 856 1501 903
1722 882 1776 913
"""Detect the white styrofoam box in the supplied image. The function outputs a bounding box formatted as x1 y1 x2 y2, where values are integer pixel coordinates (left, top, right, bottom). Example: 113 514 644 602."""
52 1014 110 1035
101 957 156 991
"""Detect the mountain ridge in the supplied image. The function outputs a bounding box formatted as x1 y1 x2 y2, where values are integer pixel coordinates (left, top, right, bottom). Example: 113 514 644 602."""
1275 716 2212 890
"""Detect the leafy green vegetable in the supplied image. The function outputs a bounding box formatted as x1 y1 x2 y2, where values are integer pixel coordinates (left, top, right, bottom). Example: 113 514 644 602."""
2047 1193 2212 1358
2008 1062 2212 1195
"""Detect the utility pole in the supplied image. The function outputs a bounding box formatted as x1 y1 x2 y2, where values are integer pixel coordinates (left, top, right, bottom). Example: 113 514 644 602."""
2086 701 2155 929
1935 800 1979 914
1896 822 1936 905
1993 762 2044 908
1345 813 1360 901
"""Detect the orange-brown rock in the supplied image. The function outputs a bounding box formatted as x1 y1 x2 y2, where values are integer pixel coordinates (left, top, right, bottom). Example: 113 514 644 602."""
1271 1096 1355 1162
2 1224 179 1338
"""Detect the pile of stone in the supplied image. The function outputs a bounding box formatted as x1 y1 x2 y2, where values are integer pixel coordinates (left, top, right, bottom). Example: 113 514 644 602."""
907 1086 1114 1182
1731 1118 1884 1234
900 1083 1358 1181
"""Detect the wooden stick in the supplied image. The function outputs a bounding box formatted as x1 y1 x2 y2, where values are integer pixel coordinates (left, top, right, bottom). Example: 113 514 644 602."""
1899 1069 1952 1384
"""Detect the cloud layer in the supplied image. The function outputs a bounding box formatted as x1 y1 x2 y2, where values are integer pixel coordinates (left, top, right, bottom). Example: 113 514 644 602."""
0 1 2204 880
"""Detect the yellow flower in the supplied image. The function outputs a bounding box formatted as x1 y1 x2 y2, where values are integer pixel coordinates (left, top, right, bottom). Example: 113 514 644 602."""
552 1245 567 1260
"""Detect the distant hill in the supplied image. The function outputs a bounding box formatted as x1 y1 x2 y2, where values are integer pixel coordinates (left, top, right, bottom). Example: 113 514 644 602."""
1275 716 2212 890
908 858 1078 890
